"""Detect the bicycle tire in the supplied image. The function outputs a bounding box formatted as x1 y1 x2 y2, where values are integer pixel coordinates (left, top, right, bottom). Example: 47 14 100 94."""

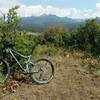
0 60 10 84
30 58 55 84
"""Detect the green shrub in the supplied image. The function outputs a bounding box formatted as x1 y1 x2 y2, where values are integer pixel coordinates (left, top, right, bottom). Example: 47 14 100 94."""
75 19 100 55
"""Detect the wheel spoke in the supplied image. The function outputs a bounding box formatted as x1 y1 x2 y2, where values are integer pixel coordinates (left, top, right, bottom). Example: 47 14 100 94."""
39 74 43 80
31 59 54 84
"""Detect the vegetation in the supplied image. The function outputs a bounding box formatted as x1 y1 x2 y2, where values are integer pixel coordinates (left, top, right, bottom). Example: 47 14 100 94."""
0 6 100 77
75 19 100 55
1 6 100 100
40 19 100 56
0 6 20 50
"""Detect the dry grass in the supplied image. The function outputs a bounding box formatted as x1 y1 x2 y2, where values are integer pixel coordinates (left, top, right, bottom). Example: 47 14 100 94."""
0 50 100 100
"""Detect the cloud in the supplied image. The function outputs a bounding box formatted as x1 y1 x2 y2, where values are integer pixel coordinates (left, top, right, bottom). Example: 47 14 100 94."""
0 0 20 16
96 3 100 9
0 0 100 19
17 5 95 19
17 5 81 18
45 6 79 17
17 3 100 19
0 0 19 8
92 3 100 18
18 5 45 17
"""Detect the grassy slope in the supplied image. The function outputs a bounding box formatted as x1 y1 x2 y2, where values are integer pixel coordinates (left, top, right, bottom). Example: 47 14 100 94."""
0 46 100 100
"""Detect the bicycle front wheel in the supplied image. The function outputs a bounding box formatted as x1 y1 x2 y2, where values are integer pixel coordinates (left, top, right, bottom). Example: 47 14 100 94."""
0 60 10 84
30 58 55 84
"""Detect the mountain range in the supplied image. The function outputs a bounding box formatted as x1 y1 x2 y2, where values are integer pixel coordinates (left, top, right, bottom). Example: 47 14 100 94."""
18 14 99 32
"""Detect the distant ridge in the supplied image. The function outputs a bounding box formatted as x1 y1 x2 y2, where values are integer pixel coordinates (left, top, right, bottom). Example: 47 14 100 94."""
19 15 99 32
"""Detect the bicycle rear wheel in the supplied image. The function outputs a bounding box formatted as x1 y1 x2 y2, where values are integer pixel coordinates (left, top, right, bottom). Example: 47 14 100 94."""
0 60 10 84
30 58 55 84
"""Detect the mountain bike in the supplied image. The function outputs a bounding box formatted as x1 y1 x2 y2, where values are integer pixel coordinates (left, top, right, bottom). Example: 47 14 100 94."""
0 43 55 84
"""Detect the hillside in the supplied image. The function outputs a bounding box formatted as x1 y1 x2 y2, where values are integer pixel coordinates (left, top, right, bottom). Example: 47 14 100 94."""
0 50 100 100
18 15 84 32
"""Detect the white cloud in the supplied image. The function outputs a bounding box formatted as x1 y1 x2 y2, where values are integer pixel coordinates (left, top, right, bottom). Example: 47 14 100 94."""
17 5 81 18
0 0 19 8
18 5 45 17
96 3 100 9
45 6 79 17
17 5 95 19
91 3 100 18
0 0 100 19
17 3 100 19
0 0 20 16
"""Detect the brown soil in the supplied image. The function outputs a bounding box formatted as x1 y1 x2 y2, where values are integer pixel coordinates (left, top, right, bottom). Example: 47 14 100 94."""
0 52 100 100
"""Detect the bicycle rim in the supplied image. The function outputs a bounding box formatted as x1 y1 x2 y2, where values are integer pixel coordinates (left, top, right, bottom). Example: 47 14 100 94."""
31 58 55 84
0 61 10 84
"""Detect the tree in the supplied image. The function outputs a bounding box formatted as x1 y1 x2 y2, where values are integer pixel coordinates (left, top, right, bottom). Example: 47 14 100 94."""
7 5 20 33
43 25 69 34
76 19 100 55
0 6 20 51
41 25 69 47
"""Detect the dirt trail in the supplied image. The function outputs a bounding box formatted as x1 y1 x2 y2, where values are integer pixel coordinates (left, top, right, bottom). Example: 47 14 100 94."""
0 52 100 100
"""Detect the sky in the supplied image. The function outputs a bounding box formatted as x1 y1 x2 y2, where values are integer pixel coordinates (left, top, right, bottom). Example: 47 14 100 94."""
0 0 100 19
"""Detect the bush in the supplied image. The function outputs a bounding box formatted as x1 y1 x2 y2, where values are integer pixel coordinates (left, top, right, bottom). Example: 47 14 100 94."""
14 32 39 55
75 19 100 56
40 25 69 47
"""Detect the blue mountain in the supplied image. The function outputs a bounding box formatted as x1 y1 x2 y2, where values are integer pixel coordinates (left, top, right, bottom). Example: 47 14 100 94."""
19 14 85 32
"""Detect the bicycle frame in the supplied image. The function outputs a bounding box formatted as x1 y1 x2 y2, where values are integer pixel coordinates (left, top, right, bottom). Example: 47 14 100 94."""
0 47 55 84
6 48 32 73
